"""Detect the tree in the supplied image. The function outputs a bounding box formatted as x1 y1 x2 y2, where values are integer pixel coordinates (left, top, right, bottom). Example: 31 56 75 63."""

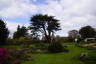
29 14 61 43
13 25 28 39
68 30 79 42
68 30 79 38
79 26 96 39
0 19 9 45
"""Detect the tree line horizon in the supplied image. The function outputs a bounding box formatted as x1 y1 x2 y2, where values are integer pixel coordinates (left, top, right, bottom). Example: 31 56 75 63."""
0 14 96 45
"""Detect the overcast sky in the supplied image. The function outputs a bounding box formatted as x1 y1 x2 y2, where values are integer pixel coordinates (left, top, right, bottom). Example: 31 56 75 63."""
0 0 96 36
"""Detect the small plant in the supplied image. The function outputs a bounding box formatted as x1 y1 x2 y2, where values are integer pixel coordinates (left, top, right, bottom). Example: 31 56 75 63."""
48 42 68 53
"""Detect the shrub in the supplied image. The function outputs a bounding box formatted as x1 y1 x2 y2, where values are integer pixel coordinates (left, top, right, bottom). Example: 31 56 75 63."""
26 43 48 53
13 37 32 45
6 38 17 45
0 48 32 64
0 48 8 64
35 43 48 50
48 42 68 53
6 48 32 64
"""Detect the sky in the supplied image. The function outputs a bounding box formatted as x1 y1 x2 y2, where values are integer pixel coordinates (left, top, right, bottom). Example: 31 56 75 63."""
0 0 96 37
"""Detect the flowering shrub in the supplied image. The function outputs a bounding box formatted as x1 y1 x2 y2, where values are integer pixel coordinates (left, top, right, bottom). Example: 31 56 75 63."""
7 48 32 64
0 48 8 64
0 48 32 64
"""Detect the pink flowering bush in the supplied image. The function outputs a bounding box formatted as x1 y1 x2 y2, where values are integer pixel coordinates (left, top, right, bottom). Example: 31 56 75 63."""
0 48 8 64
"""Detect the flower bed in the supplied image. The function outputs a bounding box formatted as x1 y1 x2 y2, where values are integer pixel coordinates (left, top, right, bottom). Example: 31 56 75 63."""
0 48 32 64
0 48 8 64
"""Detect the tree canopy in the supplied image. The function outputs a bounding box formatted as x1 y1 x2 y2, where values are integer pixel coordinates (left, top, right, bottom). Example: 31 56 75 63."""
29 14 61 43
0 19 9 45
13 25 28 39
79 26 96 39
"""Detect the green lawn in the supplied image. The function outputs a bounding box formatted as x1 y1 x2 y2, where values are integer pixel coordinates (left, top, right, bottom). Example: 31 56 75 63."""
22 43 90 64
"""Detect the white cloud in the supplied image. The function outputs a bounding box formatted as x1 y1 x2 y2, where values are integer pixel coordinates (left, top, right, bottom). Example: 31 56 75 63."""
6 21 22 33
38 0 96 36
0 0 38 18
5 21 29 37
0 0 96 36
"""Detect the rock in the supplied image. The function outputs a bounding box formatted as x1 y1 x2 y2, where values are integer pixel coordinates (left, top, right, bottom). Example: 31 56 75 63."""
80 53 88 60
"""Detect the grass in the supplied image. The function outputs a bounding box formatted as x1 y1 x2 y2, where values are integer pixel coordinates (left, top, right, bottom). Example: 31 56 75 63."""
22 43 90 64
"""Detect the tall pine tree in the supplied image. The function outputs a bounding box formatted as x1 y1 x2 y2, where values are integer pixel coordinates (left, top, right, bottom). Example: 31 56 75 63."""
13 25 28 39
0 19 9 45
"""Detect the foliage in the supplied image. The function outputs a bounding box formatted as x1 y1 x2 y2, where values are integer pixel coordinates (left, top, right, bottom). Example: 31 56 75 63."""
79 26 96 39
48 42 68 53
23 43 48 53
29 14 61 43
68 30 79 38
13 25 28 39
7 48 32 64
30 30 40 40
53 36 68 43
18 37 31 43
67 37 75 42
6 38 14 45
53 35 81 43
13 37 32 45
0 19 9 45
0 48 8 64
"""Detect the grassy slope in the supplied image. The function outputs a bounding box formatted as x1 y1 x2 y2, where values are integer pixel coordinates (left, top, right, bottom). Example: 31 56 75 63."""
22 43 89 64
